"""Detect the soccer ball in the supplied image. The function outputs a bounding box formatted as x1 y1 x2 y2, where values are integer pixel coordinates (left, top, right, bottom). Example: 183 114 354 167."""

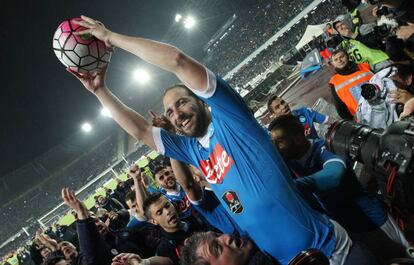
52 18 111 73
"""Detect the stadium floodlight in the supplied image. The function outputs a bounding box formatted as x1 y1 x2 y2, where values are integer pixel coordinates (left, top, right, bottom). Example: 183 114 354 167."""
101 107 112 118
183 16 196 29
81 122 92 133
175 14 182 22
133 68 151 84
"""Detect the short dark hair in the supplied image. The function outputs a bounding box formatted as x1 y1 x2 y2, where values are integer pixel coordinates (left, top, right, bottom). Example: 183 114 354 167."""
180 233 210 265
395 64 413 82
153 165 167 177
331 48 348 58
267 95 280 113
124 190 136 203
143 192 164 219
43 254 66 265
268 114 304 135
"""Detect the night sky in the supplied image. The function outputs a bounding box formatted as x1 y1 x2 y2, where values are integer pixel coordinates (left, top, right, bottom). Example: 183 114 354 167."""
0 0 251 177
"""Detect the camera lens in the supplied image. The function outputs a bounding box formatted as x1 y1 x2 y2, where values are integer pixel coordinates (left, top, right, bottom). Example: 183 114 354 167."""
361 83 379 101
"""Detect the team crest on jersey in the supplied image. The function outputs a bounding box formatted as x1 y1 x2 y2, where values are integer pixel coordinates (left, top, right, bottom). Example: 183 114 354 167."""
299 115 306 123
222 190 243 214
199 143 234 184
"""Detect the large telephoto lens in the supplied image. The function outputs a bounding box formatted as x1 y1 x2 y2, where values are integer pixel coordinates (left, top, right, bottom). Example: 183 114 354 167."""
325 120 383 169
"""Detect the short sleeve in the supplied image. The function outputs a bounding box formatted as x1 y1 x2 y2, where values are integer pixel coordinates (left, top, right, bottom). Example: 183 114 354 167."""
309 108 328 124
319 145 347 168
152 127 195 165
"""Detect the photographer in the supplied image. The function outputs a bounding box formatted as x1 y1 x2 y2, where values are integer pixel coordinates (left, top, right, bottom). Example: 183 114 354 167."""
329 49 373 120
332 15 392 72
269 115 411 261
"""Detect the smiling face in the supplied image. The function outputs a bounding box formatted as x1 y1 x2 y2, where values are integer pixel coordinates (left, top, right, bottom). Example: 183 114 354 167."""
154 167 177 190
163 86 210 137
332 50 349 70
334 21 353 37
195 232 253 265
148 196 180 232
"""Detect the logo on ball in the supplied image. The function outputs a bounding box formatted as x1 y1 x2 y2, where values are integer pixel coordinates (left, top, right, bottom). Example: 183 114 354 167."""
52 18 111 73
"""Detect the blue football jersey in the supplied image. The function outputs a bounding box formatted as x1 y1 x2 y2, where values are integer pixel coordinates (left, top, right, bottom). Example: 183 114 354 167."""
292 107 327 139
191 188 244 236
159 185 194 220
287 139 387 231
153 70 336 264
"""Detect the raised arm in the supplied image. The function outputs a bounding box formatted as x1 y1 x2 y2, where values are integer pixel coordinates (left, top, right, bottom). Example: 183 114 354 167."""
68 66 156 150
128 164 148 217
76 16 207 92
170 159 203 201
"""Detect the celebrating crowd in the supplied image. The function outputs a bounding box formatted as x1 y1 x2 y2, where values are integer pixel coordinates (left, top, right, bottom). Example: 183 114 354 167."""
3 0 414 264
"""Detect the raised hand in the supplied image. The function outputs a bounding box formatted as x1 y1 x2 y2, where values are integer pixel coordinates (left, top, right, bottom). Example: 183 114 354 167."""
67 65 108 94
149 110 175 133
128 164 141 181
74 15 113 47
389 88 413 104
111 253 142 265
61 188 89 220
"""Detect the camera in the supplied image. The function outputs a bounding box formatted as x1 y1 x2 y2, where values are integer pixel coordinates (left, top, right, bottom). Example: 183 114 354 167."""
326 119 414 213
375 15 400 37
361 83 382 104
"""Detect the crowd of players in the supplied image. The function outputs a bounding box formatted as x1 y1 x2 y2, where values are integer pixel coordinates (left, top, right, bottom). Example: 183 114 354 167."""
3 0 414 264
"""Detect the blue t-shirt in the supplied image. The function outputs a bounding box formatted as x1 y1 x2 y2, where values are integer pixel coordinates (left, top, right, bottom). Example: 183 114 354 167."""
192 188 243 236
153 70 336 264
292 107 327 139
159 185 193 220
287 139 387 231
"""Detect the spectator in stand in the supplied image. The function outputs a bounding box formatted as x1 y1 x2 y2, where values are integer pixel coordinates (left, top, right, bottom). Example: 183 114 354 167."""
329 49 373 120
62 188 165 264
95 194 125 212
269 114 411 261
267 95 332 139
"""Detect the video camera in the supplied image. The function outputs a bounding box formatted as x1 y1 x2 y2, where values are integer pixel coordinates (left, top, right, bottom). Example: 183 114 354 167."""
326 118 414 213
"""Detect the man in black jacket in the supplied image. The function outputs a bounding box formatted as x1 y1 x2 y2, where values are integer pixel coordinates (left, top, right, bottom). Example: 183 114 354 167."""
142 192 206 265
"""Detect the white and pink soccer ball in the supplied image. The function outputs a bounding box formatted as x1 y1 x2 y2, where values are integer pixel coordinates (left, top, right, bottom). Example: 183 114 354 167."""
52 18 111 73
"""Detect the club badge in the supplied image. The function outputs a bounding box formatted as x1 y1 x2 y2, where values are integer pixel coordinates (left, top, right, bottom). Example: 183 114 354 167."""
222 190 243 214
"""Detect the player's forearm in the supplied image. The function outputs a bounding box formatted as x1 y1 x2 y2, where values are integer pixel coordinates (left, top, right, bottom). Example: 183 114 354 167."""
94 87 155 149
170 159 202 201
107 32 207 92
108 32 182 73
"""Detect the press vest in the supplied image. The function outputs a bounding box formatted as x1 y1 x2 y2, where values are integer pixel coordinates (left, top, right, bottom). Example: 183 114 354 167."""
329 63 373 115
340 39 389 66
